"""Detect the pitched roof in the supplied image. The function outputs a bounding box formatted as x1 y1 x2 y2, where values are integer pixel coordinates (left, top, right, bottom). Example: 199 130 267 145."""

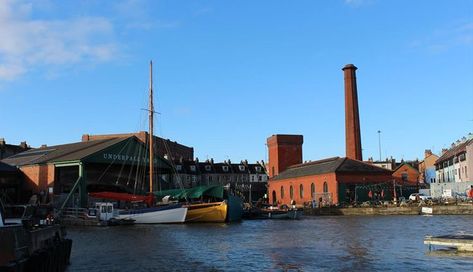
436 138 473 164
271 157 392 181
2 137 129 166
393 162 420 174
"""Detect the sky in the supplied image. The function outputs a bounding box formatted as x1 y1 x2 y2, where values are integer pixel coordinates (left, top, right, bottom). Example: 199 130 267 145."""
1 0 472 163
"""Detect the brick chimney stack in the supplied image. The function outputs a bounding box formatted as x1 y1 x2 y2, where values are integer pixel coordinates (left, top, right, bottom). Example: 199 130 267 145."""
343 64 362 161
267 134 303 178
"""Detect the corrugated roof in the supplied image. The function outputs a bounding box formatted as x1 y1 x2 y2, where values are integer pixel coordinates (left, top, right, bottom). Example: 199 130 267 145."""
2 137 128 166
271 157 392 181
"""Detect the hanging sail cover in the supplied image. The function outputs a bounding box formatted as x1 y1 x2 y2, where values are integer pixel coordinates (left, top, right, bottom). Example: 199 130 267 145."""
154 185 224 200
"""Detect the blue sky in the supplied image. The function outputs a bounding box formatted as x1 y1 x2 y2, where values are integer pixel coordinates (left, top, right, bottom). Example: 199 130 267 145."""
1 0 472 163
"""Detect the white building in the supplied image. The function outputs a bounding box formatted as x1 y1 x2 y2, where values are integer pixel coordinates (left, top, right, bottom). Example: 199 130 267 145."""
432 133 473 197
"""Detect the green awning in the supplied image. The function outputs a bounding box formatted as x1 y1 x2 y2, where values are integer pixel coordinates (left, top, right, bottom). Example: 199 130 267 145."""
154 185 224 200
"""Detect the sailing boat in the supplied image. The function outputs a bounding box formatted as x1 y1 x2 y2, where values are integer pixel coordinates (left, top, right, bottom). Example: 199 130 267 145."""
89 61 187 224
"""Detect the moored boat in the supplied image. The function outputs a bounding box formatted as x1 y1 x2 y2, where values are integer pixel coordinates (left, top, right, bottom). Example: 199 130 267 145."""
89 192 188 224
155 185 243 223
185 201 227 223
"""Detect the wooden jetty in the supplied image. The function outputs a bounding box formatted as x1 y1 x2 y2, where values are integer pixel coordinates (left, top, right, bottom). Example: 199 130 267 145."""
424 235 473 252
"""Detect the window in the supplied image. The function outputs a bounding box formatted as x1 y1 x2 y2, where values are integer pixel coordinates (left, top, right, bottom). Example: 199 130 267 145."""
311 183 315 198
239 165 245 171
290 185 294 199
281 186 285 199
176 165 182 171
299 184 304 199
190 165 196 172
255 166 262 172
205 165 211 171
323 182 328 193
251 176 255 182
223 166 229 172
259 175 263 181
272 166 275 176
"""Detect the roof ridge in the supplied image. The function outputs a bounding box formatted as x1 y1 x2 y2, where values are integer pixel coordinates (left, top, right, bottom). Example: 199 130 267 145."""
46 137 125 162
288 157 340 169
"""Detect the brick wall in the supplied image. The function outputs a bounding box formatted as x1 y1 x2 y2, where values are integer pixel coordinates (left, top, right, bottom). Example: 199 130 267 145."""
19 164 55 192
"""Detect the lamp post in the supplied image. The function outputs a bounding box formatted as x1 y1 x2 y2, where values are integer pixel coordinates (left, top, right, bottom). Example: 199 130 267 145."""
377 130 382 161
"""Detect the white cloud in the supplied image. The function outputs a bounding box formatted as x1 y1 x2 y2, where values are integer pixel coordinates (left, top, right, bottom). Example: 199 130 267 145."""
0 0 117 80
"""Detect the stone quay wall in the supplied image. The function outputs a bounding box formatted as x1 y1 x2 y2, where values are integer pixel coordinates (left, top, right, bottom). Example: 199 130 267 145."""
304 204 473 216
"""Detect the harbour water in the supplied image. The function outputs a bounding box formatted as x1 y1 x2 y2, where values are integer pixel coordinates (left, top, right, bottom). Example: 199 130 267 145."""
67 215 473 271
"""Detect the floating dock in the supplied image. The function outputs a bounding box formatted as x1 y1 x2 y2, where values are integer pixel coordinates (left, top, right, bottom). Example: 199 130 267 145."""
424 235 473 252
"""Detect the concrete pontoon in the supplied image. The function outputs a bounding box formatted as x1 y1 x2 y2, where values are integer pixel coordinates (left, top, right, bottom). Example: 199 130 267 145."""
424 235 473 252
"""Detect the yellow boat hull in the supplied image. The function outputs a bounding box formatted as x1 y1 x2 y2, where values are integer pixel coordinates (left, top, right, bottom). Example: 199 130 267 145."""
185 202 227 223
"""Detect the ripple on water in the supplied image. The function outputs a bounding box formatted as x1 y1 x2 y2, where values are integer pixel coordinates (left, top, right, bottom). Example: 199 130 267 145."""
67 215 473 271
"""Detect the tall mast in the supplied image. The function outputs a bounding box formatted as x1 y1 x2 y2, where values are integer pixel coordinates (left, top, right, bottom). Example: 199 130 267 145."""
149 60 154 193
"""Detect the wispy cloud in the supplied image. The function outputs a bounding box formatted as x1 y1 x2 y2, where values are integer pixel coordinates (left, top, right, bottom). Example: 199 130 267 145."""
344 0 371 7
114 0 180 30
408 21 473 53
0 0 117 80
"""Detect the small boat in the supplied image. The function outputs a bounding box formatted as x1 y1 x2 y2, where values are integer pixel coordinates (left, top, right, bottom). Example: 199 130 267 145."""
244 205 301 220
265 208 301 220
185 202 228 223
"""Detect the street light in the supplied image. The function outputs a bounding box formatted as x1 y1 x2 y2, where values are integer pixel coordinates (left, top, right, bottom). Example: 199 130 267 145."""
378 130 382 161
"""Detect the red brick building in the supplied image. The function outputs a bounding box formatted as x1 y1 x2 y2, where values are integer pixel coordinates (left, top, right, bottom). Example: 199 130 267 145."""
266 64 395 207
392 163 420 184
267 135 393 206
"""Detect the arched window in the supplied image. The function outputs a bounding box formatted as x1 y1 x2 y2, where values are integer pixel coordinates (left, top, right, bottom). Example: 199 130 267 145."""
299 184 304 199
272 190 277 204
280 186 285 199
290 185 294 199
323 182 328 193
311 183 315 198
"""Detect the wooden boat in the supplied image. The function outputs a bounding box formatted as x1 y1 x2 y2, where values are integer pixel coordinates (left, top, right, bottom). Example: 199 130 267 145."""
155 185 243 223
185 201 228 223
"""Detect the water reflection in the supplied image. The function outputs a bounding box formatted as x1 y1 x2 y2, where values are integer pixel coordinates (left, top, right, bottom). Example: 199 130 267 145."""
67 215 473 271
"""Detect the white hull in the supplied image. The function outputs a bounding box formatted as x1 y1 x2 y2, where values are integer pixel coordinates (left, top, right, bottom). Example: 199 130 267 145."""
117 206 187 224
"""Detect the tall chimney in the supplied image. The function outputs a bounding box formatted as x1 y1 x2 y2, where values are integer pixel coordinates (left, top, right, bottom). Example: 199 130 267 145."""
343 64 362 161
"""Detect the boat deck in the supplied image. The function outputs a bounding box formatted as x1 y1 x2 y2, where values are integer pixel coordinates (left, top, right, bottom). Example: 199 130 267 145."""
424 235 473 252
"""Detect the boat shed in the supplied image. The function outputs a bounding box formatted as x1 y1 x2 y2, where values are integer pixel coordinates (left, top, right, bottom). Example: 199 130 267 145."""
2 136 173 207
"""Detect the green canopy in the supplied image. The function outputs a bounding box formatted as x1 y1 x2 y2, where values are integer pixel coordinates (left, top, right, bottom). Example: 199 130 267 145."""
154 185 224 200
